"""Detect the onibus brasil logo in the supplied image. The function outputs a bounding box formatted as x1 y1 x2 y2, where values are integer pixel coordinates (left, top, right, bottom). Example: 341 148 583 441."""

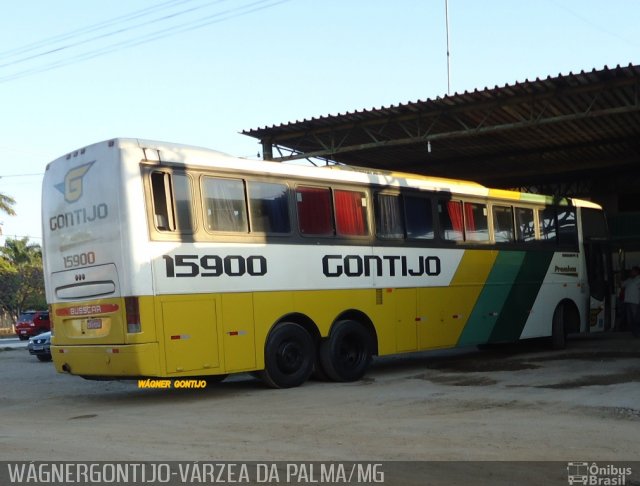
55 161 95 203
567 462 633 485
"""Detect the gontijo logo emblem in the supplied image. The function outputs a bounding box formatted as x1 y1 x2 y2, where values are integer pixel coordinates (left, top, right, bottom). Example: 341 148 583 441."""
55 161 95 203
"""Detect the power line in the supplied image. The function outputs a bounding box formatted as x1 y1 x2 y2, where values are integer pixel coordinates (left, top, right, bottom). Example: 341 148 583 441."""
0 172 44 178
547 0 638 48
0 0 228 70
0 0 290 84
0 0 197 60
0 234 42 241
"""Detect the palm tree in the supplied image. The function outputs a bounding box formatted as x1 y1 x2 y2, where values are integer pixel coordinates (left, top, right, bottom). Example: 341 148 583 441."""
0 193 16 217
1 237 41 266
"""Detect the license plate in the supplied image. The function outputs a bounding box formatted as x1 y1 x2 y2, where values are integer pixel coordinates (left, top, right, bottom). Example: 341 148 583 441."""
87 318 102 330
33 346 43 351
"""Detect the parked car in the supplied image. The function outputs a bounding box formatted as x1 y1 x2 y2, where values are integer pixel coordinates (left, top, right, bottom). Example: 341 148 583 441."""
15 310 50 340
27 331 52 362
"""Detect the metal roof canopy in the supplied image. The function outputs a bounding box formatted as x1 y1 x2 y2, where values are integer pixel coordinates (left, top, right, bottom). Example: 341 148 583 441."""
243 64 640 198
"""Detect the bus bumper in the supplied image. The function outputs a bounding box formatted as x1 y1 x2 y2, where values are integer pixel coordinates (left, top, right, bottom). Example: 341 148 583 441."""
51 343 161 378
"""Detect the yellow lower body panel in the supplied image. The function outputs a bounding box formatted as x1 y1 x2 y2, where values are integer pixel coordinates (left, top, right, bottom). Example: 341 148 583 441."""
52 343 161 378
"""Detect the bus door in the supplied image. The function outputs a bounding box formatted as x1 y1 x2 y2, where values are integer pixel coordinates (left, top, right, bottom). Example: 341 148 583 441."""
584 238 613 332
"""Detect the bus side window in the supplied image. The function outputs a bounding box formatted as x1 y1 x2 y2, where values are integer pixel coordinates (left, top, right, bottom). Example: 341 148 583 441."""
151 172 172 231
492 205 515 243
248 181 291 234
464 202 489 242
202 177 248 233
172 173 194 232
375 193 404 239
150 171 193 232
539 207 557 241
404 195 434 240
557 207 577 245
515 207 535 242
581 207 608 238
334 189 369 237
438 200 464 242
296 186 334 236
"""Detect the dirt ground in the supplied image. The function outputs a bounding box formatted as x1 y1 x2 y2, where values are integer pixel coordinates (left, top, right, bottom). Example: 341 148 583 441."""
1 333 639 484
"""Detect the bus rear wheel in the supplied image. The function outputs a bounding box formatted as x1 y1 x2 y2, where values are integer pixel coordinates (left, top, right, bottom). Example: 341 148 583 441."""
259 322 315 389
319 320 372 382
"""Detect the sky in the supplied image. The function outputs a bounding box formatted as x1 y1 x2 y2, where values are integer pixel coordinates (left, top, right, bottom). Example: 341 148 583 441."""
0 0 638 246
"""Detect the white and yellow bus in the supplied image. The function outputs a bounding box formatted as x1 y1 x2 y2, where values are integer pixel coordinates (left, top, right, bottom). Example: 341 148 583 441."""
42 138 611 388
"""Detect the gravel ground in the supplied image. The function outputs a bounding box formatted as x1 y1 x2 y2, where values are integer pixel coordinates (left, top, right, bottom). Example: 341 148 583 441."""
1 333 638 484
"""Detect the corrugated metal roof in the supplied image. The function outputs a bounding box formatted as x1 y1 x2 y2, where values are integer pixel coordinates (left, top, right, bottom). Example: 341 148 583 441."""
242 64 640 195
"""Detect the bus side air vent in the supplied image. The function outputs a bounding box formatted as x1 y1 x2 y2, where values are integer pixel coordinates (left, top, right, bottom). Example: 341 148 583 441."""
56 281 116 300
376 289 383 305
51 264 120 300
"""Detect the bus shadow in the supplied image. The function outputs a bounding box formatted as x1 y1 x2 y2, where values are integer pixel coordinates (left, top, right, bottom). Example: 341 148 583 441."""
368 339 552 375
49 333 638 404
367 333 639 377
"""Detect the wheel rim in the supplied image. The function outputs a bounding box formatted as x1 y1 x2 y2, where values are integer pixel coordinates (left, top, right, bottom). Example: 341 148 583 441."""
276 340 304 374
338 335 366 369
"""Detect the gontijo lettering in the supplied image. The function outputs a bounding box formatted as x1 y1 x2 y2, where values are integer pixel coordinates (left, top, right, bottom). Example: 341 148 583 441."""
322 254 441 277
49 203 108 231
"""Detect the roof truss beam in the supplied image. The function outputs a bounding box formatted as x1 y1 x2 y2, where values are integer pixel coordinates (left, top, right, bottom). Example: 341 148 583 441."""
257 73 640 162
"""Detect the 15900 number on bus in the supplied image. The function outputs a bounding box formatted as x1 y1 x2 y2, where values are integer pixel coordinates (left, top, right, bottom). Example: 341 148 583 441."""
162 254 267 278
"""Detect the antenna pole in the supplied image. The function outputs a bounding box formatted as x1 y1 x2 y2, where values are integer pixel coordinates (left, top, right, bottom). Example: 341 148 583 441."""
445 0 451 95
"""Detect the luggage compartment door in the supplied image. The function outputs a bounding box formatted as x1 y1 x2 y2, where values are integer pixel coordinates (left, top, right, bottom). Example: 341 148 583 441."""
161 296 220 374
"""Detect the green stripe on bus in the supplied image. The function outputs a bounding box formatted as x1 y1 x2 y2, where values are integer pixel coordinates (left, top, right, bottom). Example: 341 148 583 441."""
457 251 525 346
488 251 555 343
519 193 552 204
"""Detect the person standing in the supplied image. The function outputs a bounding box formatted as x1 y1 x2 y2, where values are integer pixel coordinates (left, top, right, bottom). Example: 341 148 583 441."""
621 266 640 337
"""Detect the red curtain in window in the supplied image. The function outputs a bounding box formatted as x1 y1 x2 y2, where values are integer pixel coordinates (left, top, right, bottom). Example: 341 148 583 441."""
464 203 476 232
335 190 366 236
447 201 464 233
297 187 333 235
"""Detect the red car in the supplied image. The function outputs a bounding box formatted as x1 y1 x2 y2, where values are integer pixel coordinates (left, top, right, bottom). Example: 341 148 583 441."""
15 311 51 340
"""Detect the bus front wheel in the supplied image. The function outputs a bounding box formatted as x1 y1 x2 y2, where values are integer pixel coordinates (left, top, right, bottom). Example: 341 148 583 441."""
319 320 373 382
551 304 567 350
259 322 315 389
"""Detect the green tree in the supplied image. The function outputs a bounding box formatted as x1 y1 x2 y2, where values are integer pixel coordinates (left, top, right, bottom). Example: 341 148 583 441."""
0 192 16 217
0 237 46 318
1 237 41 266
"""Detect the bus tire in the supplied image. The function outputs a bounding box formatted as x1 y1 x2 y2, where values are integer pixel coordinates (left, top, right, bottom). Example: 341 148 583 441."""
311 358 331 381
319 320 372 382
259 322 315 389
551 304 567 350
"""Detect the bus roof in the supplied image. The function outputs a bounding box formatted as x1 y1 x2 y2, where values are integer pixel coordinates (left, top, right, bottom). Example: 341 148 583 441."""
58 138 602 210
